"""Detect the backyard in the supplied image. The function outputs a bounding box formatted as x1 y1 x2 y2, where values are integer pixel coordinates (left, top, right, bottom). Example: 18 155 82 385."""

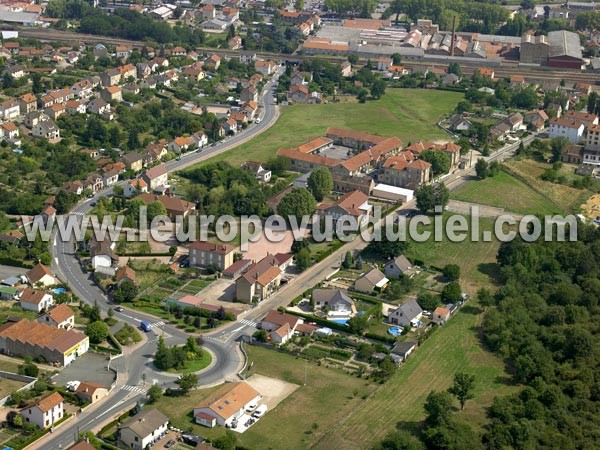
186 88 464 169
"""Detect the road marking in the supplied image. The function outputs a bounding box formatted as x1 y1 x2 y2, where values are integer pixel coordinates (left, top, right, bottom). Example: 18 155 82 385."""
121 385 148 394
239 319 258 328
54 257 59 265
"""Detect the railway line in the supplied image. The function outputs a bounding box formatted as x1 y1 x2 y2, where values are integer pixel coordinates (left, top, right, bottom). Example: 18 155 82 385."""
15 27 600 84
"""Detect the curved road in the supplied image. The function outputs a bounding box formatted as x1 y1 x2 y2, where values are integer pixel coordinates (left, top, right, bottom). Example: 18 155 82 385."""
40 68 283 449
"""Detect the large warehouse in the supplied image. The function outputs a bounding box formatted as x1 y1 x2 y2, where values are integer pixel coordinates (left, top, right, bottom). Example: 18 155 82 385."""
520 30 583 69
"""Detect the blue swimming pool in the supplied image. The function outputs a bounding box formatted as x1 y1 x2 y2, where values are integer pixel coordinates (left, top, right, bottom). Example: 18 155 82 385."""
53 287 67 294
329 318 349 325
388 327 402 336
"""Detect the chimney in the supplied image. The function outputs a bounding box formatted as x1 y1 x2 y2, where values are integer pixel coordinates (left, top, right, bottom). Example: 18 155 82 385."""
450 16 457 57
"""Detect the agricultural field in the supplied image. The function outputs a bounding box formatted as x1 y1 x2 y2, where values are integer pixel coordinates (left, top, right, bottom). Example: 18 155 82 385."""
186 88 464 169
451 169 565 216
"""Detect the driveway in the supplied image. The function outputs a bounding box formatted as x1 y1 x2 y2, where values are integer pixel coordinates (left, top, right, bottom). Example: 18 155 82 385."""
52 352 116 388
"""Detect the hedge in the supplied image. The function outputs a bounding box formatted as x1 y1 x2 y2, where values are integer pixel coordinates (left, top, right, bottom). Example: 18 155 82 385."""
0 257 33 268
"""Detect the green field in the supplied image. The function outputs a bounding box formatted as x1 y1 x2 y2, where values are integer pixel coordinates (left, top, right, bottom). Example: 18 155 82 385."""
165 349 212 374
186 88 463 169
155 346 377 449
451 169 565 216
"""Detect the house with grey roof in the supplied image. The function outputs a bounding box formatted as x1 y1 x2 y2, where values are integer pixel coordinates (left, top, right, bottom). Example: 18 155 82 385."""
312 289 356 313
118 409 169 450
384 255 414 279
387 299 423 327
390 341 417 363
354 268 389 293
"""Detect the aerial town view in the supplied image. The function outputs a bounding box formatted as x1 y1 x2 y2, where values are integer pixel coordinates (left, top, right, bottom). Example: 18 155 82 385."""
0 0 600 449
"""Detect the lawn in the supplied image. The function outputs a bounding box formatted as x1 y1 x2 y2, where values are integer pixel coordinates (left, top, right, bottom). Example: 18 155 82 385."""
185 89 463 169
316 300 520 450
154 346 377 450
404 214 507 293
504 158 592 213
165 349 212 374
451 169 565 216
0 377 28 399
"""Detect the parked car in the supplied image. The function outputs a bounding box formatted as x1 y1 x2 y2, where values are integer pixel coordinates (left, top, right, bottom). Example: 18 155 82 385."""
165 439 176 448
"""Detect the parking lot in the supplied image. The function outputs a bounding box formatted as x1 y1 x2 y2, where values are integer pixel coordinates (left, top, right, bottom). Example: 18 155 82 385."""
0 264 26 282
52 352 115 388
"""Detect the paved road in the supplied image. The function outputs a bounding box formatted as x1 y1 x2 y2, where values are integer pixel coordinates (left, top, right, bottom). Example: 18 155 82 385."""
40 68 283 450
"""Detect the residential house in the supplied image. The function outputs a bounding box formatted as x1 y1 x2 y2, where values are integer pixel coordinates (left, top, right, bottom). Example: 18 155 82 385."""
192 131 208 148
83 173 104 194
549 117 585 143
100 68 121 87
388 299 423 326
19 93 37 115
241 161 271 182
87 98 111 116
236 255 282 302
377 57 392 71
20 288 54 313
354 268 389 293
135 193 196 221
384 255 414 278
119 409 169 450
65 99 87 115
44 103 66 121
316 190 372 227
189 241 235 271
124 178 148 197
390 341 417 363
255 60 276 76
116 266 136 285
432 306 451 325
223 259 252 279
168 136 196 154
24 111 49 129
66 441 96 450
505 112 524 131
21 392 64 429
32 119 60 141
89 238 119 270
142 164 168 191
0 319 89 366
222 118 239 135
260 309 302 333
118 64 137 81
448 114 472 131
102 168 120 187
62 180 84 195
523 109 549 131
194 382 261 428
71 80 94 99
122 152 145 172
204 54 221 71
122 83 140 96
101 86 123 103
312 289 356 313
239 51 257 64
442 73 460 85
116 45 131 60
38 304 75 329
1 99 20 120
240 86 258 103
0 122 20 143
564 110 598 128
26 263 59 287
0 286 19 300
228 35 242 49
75 382 109 404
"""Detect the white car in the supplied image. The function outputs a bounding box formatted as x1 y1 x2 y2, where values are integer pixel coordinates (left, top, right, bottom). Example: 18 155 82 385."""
252 404 268 418
255 118 261 124
245 403 258 412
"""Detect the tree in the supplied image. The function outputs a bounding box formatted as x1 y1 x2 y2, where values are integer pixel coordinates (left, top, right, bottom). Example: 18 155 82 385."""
113 280 138 303
421 150 451 175
371 79 386 100
178 373 198 393
417 292 440 312
475 158 489 179
550 137 568 163
373 429 425 450
253 329 268 342
185 335 200 356
342 251 353 269
291 239 309 254
307 167 333 201
295 248 311 271
277 188 316 223
448 62 462 77
489 160 501 177
147 384 163 403
415 183 449 213
89 301 102 322
147 201 168 223
107 307 114 319
477 287 494 309
18 357 39 378
213 430 238 450
442 264 460 281
348 54 359 65
357 89 368 103
154 336 173 370
348 314 369 334
391 53 402 66
448 372 475 409
424 391 454 427
85 321 110 344
442 282 462 303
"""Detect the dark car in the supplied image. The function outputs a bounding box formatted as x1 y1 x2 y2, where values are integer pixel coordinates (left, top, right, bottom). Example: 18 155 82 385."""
164 439 176 448
114 306 124 312
90 202 97 207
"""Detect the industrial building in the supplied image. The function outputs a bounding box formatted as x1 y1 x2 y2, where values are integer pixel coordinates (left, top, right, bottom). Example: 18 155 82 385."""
520 30 583 69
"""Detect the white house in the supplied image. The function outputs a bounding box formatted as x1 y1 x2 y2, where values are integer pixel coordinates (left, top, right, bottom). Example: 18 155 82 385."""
311 289 356 313
89 239 119 269
26 263 59 287
548 117 585 143
354 268 389 293
388 299 423 327
119 409 169 450
384 255 414 278
22 392 64 429
37 304 75 329
194 382 262 428
20 288 54 312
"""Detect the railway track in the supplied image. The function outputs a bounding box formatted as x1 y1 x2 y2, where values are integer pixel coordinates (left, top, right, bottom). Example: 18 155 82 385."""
15 27 600 84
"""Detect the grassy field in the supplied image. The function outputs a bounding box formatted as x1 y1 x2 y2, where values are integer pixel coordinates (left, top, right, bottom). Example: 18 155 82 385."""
0 377 28 399
185 89 463 170
155 346 377 449
504 158 591 213
165 349 212 374
451 169 565 216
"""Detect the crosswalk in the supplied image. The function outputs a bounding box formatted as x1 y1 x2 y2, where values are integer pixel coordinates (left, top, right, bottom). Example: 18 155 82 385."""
149 321 165 329
239 318 259 328
121 385 148 395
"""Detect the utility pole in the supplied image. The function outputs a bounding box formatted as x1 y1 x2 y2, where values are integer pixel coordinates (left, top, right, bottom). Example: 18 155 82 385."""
304 360 307 386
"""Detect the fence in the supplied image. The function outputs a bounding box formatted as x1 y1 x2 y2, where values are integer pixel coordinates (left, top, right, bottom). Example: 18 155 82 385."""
0 371 37 406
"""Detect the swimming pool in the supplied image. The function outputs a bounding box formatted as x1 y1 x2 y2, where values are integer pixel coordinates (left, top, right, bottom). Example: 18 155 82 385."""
329 318 349 325
388 326 402 336
53 287 67 294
